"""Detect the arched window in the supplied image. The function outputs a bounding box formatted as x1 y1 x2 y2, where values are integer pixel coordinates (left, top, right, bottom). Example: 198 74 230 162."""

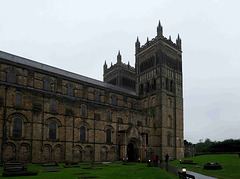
94 91 100 101
139 84 143 95
44 79 51 91
170 80 173 92
168 115 173 128
145 118 148 126
49 122 56 140
81 105 86 117
128 114 131 124
167 133 171 146
166 78 169 90
13 118 22 138
7 71 16 83
131 101 134 109
51 100 57 112
112 96 117 105
168 98 172 107
107 110 111 121
106 129 111 144
152 79 156 90
146 133 149 145
80 126 86 142
146 81 150 93
16 93 22 107
67 85 73 96
144 100 148 108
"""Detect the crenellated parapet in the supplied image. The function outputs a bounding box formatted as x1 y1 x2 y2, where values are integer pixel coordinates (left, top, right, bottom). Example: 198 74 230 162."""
103 51 135 74
104 61 135 74
135 20 182 54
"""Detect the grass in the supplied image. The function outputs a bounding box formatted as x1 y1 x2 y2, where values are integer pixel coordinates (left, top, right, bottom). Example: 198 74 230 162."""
0 162 177 179
169 154 240 179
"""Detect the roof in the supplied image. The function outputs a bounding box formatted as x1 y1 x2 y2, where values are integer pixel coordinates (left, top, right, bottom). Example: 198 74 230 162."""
0 50 136 96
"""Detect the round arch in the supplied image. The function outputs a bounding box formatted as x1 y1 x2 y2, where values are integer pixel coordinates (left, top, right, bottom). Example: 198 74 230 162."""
127 137 140 162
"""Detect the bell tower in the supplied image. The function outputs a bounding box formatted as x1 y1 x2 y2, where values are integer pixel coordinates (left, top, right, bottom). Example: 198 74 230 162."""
135 21 184 160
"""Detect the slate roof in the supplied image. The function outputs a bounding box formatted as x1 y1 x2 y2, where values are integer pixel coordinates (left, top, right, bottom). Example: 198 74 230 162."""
0 50 136 96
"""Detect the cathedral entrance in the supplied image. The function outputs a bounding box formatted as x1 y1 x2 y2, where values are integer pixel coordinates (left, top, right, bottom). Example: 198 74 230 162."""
127 143 138 162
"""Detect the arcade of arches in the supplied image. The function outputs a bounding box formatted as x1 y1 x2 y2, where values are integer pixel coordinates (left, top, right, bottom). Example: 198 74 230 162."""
0 22 184 163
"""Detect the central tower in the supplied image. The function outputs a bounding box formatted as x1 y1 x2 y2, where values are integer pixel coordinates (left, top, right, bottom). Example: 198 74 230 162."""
135 21 184 159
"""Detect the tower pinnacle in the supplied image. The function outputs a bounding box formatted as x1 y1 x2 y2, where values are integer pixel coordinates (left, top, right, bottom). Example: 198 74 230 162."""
135 37 141 53
176 34 182 50
103 60 107 73
157 20 163 37
117 50 122 64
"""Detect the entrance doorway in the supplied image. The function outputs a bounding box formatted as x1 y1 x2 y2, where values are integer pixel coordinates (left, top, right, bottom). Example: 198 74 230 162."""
127 143 138 162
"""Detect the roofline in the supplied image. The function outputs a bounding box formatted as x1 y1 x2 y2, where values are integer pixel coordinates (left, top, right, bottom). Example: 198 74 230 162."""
0 50 136 96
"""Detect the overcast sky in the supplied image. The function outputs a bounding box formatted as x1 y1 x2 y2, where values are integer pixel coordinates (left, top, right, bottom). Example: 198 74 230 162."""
1 0 240 144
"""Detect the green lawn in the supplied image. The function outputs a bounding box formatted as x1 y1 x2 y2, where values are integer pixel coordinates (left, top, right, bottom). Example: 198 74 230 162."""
169 154 240 179
0 162 177 179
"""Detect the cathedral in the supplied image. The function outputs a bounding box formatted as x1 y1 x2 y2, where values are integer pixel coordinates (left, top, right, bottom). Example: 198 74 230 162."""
0 21 184 163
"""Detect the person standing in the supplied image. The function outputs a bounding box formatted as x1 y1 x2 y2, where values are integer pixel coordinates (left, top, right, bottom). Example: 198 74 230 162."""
153 155 156 166
165 154 169 171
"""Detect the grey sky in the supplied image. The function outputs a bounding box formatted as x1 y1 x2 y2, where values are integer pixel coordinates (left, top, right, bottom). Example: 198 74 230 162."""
1 0 240 143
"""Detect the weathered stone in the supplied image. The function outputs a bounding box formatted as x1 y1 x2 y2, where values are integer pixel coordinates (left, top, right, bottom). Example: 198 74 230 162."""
0 21 183 164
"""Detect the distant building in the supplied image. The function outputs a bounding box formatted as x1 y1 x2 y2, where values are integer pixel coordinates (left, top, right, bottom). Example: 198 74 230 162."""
184 140 196 158
0 21 184 163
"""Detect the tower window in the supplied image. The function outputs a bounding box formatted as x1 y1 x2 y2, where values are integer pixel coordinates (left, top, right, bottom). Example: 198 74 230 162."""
165 78 169 90
146 82 150 93
140 56 154 73
152 79 156 90
139 84 143 95
167 133 171 146
170 80 173 92
168 115 173 128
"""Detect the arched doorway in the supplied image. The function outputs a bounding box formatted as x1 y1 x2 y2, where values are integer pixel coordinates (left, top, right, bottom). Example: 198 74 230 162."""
127 143 138 162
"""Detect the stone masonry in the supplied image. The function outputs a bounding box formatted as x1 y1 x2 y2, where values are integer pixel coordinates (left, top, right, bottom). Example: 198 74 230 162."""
0 21 184 163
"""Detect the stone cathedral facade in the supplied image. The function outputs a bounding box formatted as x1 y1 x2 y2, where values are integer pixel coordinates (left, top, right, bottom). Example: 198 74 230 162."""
0 22 184 163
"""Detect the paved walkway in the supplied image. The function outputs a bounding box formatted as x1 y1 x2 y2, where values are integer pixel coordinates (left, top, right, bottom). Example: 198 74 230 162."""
159 164 217 179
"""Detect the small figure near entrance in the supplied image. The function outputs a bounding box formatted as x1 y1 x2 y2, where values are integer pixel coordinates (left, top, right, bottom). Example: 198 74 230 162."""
153 155 158 167
165 154 169 171
153 155 156 166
